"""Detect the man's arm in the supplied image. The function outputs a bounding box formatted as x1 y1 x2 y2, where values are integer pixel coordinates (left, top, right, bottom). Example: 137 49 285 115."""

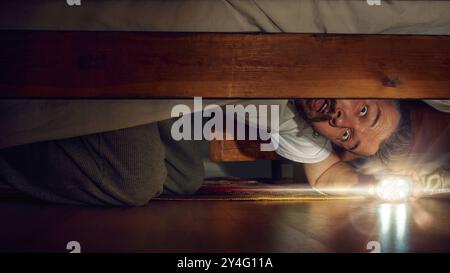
304 151 374 195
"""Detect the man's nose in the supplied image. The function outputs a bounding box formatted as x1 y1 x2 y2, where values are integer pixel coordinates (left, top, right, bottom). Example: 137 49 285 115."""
330 108 346 127
330 108 356 128
330 109 368 133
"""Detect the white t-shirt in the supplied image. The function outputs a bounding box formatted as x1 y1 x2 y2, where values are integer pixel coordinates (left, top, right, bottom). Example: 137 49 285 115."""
274 100 450 164
271 100 332 164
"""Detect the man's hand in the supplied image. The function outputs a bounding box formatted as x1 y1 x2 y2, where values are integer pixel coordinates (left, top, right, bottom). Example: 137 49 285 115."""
304 151 375 195
383 164 450 199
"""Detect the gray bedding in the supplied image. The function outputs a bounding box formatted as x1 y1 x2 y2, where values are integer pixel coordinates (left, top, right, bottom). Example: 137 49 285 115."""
1 0 450 34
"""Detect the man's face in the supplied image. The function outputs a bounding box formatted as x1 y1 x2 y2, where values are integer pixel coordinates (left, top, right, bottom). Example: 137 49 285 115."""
297 99 401 156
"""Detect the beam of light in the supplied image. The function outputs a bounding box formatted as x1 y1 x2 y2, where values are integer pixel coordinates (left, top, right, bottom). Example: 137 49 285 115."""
379 203 391 234
395 203 408 241
377 203 410 253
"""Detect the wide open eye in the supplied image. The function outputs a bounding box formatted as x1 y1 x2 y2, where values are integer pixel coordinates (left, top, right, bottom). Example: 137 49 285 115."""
329 119 336 127
341 129 351 142
360 105 369 117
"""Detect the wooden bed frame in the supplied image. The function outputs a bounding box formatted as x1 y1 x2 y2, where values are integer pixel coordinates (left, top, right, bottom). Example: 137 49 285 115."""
1 31 449 162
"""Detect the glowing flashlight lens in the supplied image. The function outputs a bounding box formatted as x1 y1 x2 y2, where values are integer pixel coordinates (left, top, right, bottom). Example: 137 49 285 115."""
376 176 413 202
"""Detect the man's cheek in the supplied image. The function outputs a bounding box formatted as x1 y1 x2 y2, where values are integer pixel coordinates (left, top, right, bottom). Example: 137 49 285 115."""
311 123 331 137
330 140 344 149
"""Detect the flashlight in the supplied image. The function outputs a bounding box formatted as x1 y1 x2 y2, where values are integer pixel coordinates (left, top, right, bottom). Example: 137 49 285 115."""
375 175 413 202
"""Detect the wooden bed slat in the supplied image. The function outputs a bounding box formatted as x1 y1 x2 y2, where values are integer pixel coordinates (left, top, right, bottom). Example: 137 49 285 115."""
0 31 449 98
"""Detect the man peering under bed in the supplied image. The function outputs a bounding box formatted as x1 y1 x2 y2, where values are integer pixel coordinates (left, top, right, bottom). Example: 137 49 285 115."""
278 99 449 195
0 99 448 206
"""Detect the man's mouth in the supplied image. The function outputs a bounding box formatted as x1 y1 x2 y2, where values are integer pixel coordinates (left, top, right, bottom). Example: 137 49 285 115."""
298 99 336 123
310 99 330 114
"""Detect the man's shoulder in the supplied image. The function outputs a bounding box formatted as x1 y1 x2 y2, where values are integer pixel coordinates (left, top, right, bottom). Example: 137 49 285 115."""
273 100 332 163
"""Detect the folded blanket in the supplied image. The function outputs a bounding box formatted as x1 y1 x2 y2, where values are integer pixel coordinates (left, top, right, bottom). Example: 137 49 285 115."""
0 99 290 149
0 99 236 149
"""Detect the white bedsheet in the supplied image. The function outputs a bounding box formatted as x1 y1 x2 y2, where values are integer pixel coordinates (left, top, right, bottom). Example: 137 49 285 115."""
1 0 449 148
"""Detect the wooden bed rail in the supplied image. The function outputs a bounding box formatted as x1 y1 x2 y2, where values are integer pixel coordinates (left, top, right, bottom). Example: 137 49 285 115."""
0 31 449 98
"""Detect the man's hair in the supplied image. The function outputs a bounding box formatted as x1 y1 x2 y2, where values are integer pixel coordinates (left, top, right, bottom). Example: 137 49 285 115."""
349 102 413 174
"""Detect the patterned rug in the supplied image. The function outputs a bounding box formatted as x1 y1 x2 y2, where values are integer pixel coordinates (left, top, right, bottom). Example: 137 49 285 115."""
0 178 364 202
155 178 364 201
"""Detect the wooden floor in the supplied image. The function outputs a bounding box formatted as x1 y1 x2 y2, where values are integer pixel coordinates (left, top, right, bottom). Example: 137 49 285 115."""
0 199 448 253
